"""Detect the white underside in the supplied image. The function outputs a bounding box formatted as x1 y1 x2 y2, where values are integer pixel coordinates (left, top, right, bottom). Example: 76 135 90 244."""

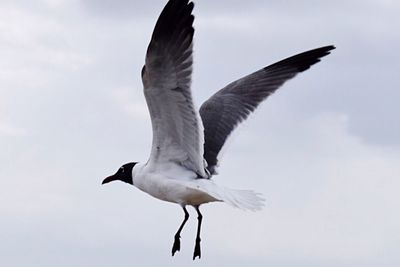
132 162 264 211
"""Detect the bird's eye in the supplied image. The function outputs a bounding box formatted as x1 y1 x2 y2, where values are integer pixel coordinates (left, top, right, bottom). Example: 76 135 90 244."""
120 167 124 173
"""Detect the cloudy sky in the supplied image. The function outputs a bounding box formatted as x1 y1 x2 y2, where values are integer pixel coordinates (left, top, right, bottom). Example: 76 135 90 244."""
1 0 399 266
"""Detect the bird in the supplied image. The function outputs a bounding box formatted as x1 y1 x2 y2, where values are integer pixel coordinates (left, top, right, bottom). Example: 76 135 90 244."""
102 0 335 260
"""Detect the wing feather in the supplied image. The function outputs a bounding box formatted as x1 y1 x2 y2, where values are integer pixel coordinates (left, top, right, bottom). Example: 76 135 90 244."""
200 46 336 174
142 0 207 177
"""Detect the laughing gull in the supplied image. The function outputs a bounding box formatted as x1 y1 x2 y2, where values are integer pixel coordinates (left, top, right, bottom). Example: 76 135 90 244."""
102 0 335 260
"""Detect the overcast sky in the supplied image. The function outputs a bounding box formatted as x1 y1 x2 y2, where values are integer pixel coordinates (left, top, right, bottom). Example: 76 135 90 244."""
1 0 399 266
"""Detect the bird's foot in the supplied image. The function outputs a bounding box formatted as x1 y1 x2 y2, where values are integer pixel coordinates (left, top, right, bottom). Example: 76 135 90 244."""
193 238 201 260
172 235 181 256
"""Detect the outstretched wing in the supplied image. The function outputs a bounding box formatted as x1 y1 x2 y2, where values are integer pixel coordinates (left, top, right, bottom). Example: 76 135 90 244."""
200 46 335 174
142 0 207 177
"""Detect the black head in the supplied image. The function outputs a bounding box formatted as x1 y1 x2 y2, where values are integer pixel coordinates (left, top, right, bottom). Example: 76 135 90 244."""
102 162 137 185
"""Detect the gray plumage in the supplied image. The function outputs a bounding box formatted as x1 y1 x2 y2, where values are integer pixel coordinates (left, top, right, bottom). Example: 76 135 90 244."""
140 0 335 177
142 0 207 177
200 46 335 174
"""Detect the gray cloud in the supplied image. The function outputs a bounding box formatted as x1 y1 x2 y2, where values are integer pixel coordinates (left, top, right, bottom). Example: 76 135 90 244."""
1 0 399 266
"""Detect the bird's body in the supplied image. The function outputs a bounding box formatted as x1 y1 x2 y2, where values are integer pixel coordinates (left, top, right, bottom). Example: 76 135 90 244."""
132 162 263 209
132 162 219 206
102 0 335 260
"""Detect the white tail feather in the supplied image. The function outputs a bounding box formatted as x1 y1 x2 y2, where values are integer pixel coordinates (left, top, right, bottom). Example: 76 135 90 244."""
219 187 265 211
185 179 265 211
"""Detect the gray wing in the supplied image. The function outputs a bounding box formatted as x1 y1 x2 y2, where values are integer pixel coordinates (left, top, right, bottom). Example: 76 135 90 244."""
142 0 207 177
200 45 335 174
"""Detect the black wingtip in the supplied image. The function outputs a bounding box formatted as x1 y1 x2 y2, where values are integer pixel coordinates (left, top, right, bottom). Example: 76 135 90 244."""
325 45 336 51
310 45 336 60
146 0 195 59
297 45 336 71
266 45 336 73
151 0 194 40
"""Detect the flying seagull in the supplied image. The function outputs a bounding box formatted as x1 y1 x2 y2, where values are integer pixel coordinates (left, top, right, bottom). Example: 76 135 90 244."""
102 0 335 260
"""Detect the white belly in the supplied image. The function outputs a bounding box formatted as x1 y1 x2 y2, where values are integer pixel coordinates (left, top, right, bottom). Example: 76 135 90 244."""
132 163 220 206
131 162 264 211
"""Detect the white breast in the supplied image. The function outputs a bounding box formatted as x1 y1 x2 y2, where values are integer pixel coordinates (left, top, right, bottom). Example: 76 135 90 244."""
132 162 219 206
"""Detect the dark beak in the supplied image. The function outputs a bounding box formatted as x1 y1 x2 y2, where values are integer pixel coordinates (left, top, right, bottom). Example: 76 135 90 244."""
102 175 117 184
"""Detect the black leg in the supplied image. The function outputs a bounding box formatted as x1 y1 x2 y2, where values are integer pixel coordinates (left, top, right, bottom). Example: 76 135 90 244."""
172 206 189 256
193 206 203 260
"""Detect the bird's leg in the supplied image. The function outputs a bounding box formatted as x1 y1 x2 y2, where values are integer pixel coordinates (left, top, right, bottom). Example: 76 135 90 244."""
172 206 189 256
193 206 203 260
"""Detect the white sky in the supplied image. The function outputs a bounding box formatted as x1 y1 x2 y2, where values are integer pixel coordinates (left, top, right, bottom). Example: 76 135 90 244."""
1 0 399 266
